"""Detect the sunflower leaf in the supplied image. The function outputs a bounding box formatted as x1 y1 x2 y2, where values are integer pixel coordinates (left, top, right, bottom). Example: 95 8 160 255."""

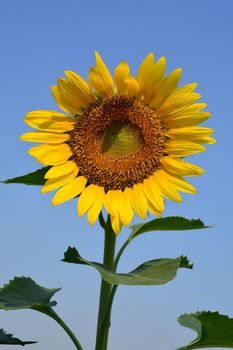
0 329 36 346
130 216 209 240
177 311 233 349
0 277 61 312
63 247 192 286
1 167 50 186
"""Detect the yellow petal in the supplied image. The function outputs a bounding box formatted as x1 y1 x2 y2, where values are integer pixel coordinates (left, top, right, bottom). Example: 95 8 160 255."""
51 85 81 114
52 176 87 205
164 112 211 128
195 136 216 144
95 52 114 88
125 75 140 97
171 83 197 95
104 190 121 217
142 176 164 213
183 136 216 145
114 61 130 94
153 171 182 202
160 157 205 176
88 67 110 97
118 188 134 226
150 68 182 108
160 83 198 109
110 214 122 234
159 92 201 115
24 110 75 133
20 132 70 143
77 184 100 216
28 144 59 156
166 126 214 140
56 78 86 110
65 70 95 104
89 51 114 97
45 161 78 179
131 183 148 220
161 102 208 118
41 168 78 194
87 187 105 225
143 56 166 104
147 200 161 217
165 140 205 157
160 170 197 194
136 53 154 87
28 143 72 165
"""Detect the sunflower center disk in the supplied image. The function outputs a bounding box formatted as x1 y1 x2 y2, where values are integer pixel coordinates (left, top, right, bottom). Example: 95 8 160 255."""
100 121 143 158
69 96 166 191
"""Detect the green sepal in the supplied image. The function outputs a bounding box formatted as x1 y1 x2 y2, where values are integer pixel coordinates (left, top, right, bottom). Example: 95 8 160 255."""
0 329 36 346
177 311 233 349
63 247 192 286
0 277 60 311
1 167 50 186
130 216 209 240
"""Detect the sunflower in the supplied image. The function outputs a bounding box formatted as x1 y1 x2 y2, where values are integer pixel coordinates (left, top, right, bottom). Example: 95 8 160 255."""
20 52 215 233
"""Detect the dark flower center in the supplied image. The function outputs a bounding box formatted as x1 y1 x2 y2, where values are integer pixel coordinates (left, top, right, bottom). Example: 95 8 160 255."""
69 96 166 191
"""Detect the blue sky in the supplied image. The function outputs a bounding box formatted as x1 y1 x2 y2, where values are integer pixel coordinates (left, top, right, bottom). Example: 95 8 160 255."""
0 1 233 349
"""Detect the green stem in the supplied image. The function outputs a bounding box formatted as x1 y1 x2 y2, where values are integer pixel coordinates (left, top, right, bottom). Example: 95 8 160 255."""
104 284 118 330
95 215 116 350
103 235 134 337
39 307 84 350
99 211 106 229
102 240 131 342
114 238 131 271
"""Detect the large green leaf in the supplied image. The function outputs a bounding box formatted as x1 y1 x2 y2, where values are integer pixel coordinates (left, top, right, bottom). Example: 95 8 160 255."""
0 278 84 350
130 216 209 240
114 216 208 270
63 247 192 286
1 167 49 186
0 329 36 346
177 311 233 349
0 277 60 312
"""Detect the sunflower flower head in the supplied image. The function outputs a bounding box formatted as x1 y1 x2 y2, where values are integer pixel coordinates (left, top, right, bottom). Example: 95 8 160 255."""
21 52 215 234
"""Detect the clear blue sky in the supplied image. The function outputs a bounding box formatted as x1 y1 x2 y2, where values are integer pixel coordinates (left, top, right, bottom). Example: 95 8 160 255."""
0 1 232 349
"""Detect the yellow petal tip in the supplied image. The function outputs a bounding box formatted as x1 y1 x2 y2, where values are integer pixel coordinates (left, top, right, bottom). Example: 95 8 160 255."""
51 198 59 206
147 53 154 60
77 207 85 217
94 51 102 63
176 67 182 75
